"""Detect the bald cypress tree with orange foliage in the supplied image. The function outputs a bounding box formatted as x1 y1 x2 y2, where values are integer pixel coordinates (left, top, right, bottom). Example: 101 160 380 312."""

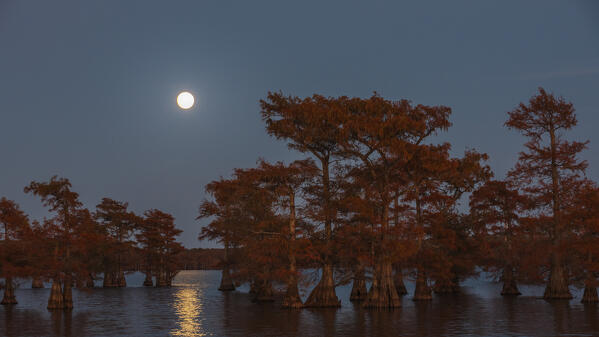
337 94 463 307
400 145 490 300
138 209 183 287
24 176 102 310
505 87 588 299
95 198 139 288
261 93 344 307
470 180 530 296
198 178 246 291
253 159 319 308
569 182 599 303
0 198 31 305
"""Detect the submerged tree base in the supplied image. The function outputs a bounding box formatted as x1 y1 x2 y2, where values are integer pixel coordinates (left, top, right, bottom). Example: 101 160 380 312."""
350 278 368 302
363 262 401 308
63 282 73 310
282 282 303 308
543 265 572 299
501 280 521 296
252 280 275 302
304 264 340 307
117 271 127 287
143 272 153 287
48 281 64 310
218 267 235 291
394 269 408 296
32 277 44 289
103 272 117 288
582 286 598 303
1 279 17 305
413 270 432 301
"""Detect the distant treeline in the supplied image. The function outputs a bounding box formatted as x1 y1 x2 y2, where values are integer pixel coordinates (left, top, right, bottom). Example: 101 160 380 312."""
177 248 224 270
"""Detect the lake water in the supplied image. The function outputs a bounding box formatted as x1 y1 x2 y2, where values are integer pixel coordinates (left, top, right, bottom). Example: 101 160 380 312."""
1 270 598 336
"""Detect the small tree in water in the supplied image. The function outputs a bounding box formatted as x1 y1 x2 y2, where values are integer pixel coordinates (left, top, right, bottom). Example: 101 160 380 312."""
505 88 589 299
138 210 183 287
95 198 138 288
470 180 530 296
198 178 245 292
570 182 599 303
0 198 31 305
24 176 98 310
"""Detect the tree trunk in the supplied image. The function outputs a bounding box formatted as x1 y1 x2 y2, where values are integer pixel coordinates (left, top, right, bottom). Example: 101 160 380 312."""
364 260 401 308
350 265 368 302
63 278 73 310
218 266 235 291
282 191 302 308
32 277 44 288
543 254 572 299
282 275 302 308
1 277 17 305
582 276 598 304
116 270 126 287
394 267 408 296
304 263 340 307
303 159 340 308
249 279 258 295
103 271 116 288
501 267 521 296
143 271 153 287
252 279 275 302
413 269 432 301
47 280 64 310
85 274 95 288
582 286 598 304
156 269 169 287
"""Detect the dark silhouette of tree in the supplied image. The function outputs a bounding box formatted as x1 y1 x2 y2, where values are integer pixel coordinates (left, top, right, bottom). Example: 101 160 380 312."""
505 87 588 299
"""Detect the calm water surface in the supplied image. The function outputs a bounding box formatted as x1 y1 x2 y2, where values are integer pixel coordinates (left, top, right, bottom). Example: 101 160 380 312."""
1 270 598 336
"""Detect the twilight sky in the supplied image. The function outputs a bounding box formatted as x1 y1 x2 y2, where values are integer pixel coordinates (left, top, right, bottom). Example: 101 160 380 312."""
1 0 598 248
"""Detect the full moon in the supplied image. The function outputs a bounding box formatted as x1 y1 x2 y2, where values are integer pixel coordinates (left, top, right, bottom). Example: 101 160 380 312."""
176 91 195 109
